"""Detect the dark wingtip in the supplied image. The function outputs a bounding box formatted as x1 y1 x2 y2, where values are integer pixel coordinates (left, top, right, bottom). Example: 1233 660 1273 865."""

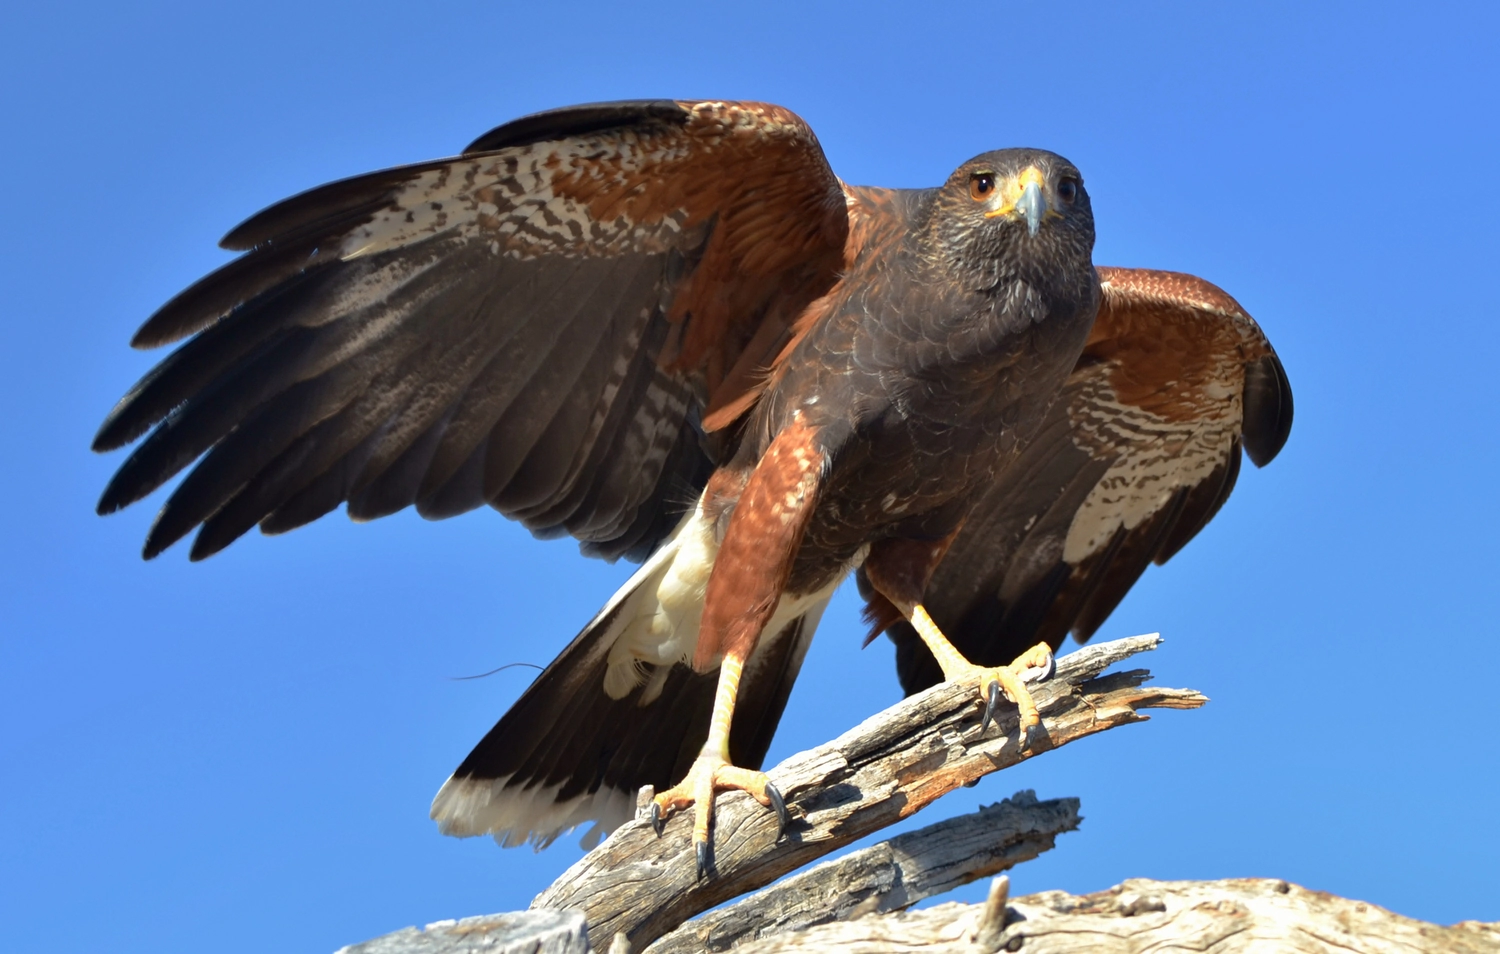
96 468 146 517
188 528 231 562
1243 353 1294 467
93 385 159 453
462 100 690 155
92 411 127 454
140 503 198 562
140 531 166 561
130 282 222 350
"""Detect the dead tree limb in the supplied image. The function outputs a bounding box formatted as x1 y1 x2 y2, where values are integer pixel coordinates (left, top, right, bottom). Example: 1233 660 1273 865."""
646 791 1081 954
333 910 588 954
725 877 1500 953
534 634 1202 951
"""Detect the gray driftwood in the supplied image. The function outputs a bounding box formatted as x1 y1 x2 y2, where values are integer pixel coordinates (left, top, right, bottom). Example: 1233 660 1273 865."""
727 877 1500 953
534 634 1202 951
333 910 588 954
646 791 1081 953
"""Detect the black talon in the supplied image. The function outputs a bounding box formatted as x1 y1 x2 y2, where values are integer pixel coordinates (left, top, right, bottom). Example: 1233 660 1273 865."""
695 839 712 880
650 802 665 837
765 781 789 838
980 680 1002 734
1023 721 1044 752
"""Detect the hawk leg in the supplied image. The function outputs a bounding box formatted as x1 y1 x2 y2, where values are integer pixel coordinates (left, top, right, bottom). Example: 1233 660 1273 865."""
864 536 1055 748
654 418 822 878
909 605 1055 743
650 651 788 879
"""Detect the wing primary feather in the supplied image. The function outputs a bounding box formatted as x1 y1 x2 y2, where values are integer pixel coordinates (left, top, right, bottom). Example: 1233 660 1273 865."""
131 238 342 349
96 323 330 515
461 100 690 155
96 313 294 455
190 280 518 555
141 367 372 559
100 259 359 453
1243 353 1293 467
190 406 386 559
218 161 441 252
99 243 459 518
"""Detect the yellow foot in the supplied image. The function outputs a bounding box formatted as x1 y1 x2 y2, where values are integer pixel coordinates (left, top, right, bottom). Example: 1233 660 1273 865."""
649 752 788 879
953 641 1056 744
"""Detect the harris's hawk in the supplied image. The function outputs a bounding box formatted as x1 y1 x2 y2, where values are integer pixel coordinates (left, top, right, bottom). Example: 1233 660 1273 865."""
93 100 1292 873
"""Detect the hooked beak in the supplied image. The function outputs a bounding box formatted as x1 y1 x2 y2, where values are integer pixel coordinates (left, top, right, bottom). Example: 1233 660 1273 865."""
1014 179 1045 236
983 166 1049 235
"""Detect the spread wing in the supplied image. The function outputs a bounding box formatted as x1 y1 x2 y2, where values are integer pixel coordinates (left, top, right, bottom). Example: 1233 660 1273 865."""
880 267 1294 694
94 100 850 561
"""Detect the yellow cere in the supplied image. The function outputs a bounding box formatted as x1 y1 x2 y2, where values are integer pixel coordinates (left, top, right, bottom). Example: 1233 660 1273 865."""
983 166 1049 219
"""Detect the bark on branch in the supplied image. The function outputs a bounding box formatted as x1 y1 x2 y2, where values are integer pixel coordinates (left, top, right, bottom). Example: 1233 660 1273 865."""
726 877 1500 953
646 791 1081 954
534 634 1202 951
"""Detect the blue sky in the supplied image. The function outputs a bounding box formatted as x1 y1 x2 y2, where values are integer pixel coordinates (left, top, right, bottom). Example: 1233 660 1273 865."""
3 2 1497 952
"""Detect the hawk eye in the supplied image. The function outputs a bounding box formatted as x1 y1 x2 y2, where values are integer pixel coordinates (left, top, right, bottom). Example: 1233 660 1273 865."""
969 173 996 202
1057 177 1079 204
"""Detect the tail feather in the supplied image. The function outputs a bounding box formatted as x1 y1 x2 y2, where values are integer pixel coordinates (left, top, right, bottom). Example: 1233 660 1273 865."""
430 544 826 849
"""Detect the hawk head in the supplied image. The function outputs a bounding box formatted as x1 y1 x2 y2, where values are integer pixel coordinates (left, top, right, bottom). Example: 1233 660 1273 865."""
927 148 1097 311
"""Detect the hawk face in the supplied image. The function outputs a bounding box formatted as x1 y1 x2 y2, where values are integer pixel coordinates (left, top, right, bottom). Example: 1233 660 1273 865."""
927 148 1097 309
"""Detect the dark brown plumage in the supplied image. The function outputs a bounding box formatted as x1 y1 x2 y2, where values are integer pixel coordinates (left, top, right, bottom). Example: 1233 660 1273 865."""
868 267 1293 694
93 100 1292 862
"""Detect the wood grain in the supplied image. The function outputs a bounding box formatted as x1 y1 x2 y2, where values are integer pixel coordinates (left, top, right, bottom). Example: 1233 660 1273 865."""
646 791 1080 953
728 878 1500 953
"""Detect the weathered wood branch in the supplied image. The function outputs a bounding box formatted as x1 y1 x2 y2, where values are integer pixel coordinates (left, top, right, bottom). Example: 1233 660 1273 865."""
534 634 1203 951
646 791 1081 954
330 633 1497 954
726 877 1500 953
334 909 589 954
